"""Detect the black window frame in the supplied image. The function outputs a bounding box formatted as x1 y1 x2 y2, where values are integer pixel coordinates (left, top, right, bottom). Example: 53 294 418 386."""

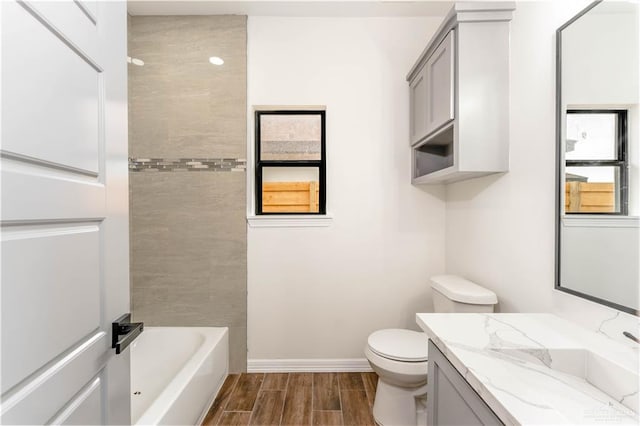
255 110 327 215
565 109 628 215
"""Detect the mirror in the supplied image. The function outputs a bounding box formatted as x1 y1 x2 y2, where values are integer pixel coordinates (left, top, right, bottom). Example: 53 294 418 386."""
556 0 639 315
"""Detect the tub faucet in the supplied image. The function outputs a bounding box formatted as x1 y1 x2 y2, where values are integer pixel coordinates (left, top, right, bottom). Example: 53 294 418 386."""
623 331 639 344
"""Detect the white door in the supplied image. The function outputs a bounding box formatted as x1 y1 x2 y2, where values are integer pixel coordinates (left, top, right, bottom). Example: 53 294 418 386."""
1 1 130 424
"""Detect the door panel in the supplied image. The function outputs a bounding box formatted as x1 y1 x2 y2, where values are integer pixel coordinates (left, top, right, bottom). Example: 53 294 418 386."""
2 0 101 174
54 377 103 425
0 332 107 425
0 162 105 222
76 0 98 25
1 0 130 424
409 67 427 145
426 30 454 136
1 224 101 392
25 1 100 60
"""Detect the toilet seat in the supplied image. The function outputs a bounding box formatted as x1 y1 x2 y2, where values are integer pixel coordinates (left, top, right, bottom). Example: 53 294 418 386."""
367 329 428 362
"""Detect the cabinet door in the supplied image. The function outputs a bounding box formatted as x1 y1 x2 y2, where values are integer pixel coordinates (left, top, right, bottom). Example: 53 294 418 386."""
428 341 503 425
409 65 428 145
425 30 455 136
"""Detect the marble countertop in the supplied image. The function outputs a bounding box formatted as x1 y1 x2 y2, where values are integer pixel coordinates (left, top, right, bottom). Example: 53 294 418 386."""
416 313 639 425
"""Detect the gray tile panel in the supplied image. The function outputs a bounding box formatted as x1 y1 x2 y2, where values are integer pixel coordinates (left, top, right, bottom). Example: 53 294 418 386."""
129 15 247 372
128 15 247 159
130 173 247 370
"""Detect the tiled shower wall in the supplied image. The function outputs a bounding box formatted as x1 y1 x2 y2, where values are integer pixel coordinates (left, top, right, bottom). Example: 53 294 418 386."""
128 15 247 372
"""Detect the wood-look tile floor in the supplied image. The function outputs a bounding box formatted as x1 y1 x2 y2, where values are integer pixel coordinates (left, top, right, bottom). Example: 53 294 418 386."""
202 372 378 426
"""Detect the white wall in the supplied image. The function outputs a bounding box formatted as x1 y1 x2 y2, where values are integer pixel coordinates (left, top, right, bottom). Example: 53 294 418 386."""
247 3 639 364
445 1 575 314
247 16 445 361
445 1 638 341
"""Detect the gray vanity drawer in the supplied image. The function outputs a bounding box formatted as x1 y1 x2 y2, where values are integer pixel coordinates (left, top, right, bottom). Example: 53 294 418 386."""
428 340 503 426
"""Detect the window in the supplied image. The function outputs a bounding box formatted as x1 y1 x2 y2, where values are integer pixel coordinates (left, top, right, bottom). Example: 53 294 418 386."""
565 110 628 214
255 110 326 215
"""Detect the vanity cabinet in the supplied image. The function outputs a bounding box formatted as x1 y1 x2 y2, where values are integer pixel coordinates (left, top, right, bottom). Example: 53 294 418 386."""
407 2 515 184
428 340 503 426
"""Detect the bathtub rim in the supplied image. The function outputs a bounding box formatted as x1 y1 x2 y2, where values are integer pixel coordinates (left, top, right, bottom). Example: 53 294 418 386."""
132 326 229 426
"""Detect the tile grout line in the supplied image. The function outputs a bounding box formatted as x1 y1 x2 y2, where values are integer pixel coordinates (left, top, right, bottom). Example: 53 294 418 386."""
337 373 345 426
215 374 241 426
311 373 314 424
277 373 290 426
361 373 371 409
246 373 265 426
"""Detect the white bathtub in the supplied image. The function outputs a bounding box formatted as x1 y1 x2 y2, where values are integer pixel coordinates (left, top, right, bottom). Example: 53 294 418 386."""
130 327 229 425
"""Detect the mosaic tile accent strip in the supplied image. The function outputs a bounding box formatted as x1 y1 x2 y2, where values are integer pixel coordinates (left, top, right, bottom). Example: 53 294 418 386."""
129 158 247 172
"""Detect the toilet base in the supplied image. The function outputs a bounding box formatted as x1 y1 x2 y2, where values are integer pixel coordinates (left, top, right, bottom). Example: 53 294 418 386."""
372 378 428 426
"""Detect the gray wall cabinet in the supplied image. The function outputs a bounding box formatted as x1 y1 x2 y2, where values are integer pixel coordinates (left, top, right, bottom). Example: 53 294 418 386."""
410 30 454 146
407 3 516 184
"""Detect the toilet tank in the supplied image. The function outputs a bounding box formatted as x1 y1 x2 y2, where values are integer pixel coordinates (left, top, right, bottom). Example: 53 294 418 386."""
430 275 498 313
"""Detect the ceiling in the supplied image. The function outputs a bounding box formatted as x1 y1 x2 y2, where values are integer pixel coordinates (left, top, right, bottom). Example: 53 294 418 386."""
127 0 454 17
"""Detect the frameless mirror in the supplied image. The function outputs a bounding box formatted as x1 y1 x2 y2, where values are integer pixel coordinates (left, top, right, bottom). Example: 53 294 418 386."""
556 0 639 315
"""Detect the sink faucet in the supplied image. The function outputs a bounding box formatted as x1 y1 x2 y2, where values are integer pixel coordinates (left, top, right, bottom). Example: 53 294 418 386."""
623 331 639 344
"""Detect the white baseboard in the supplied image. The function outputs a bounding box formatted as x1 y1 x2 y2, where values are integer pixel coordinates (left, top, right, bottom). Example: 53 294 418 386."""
247 358 373 373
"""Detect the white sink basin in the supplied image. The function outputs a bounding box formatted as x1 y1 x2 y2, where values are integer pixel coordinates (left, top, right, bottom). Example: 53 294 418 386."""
494 348 639 414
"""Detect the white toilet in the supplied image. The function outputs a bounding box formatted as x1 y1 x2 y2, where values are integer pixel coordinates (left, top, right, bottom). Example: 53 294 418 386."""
364 275 498 426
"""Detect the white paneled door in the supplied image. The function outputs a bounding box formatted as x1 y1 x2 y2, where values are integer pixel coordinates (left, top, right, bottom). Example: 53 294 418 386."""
1 1 130 424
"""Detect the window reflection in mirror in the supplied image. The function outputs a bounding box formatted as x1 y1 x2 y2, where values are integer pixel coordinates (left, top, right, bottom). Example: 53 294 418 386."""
564 110 627 214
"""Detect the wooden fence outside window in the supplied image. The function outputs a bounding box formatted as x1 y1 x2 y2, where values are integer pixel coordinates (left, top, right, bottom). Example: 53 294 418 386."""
262 181 320 213
565 182 614 213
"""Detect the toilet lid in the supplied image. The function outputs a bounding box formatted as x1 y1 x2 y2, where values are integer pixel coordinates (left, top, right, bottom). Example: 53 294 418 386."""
367 329 428 362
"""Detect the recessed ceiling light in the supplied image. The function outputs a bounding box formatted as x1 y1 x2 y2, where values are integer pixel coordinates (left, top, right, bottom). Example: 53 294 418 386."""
209 56 224 66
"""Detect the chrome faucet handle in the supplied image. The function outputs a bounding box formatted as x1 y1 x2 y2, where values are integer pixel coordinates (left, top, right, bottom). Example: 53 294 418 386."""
623 331 639 344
